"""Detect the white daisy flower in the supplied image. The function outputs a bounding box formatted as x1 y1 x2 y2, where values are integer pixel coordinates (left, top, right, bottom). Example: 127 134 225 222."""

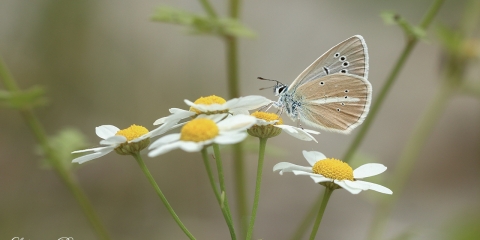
72 124 155 164
247 111 319 141
153 95 272 127
273 150 392 195
148 114 257 157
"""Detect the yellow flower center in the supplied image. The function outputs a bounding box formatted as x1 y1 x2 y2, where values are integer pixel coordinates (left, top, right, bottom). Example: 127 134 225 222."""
251 111 283 125
189 95 227 114
180 118 219 142
116 125 149 141
312 158 354 181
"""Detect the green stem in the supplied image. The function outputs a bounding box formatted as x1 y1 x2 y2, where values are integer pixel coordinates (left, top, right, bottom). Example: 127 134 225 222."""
0 57 19 90
418 0 446 30
232 141 248 236
212 144 237 240
198 0 217 18
201 148 237 239
344 0 445 163
229 0 241 19
340 3 448 236
289 1 446 239
0 57 111 240
201 149 221 203
460 82 480 98
245 138 267 240
342 40 416 162
225 0 247 232
132 153 196 240
225 36 240 99
289 192 323 240
309 188 334 240
366 64 457 240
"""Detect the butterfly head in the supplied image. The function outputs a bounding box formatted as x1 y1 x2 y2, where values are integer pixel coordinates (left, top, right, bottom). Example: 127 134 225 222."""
273 83 288 96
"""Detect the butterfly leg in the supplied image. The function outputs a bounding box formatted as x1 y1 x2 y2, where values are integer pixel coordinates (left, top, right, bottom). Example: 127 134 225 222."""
260 102 274 112
296 116 304 129
276 106 284 118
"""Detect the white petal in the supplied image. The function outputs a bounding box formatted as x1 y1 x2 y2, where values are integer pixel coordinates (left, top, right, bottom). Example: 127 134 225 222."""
309 175 332 183
100 135 126 145
303 129 320 135
197 113 229 122
302 150 326 166
72 148 113 164
343 180 370 190
169 108 189 114
230 109 250 115
178 141 204 152
96 125 119 139
148 141 183 157
356 180 393 194
185 99 225 112
353 163 387 179
153 117 168 125
149 133 181 149
170 109 195 120
184 99 196 107
130 132 153 142
335 180 363 194
275 125 318 142
254 118 277 126
292 171 321 177
154 110 194 126
214 132 247 145
217 115 256 132
72 146 110 153
273 162 312 175
226 95 272 110
149 121 179 138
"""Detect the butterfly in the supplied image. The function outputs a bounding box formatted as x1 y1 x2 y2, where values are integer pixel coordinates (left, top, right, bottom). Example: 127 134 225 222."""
261 35 372 134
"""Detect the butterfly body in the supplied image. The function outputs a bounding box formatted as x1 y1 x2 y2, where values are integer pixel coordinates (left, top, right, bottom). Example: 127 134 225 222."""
272 35 372 134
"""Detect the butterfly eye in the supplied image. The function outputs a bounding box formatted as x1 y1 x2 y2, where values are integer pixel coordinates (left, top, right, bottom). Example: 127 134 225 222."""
273 83 287 96
334 53 340 58
340 56 346 61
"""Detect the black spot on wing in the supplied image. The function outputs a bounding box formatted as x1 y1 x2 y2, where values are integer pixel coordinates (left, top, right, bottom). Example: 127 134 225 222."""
323 66 329 75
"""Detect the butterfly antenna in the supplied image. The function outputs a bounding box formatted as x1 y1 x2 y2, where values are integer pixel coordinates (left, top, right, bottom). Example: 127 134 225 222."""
258 77 284 91
257 77 280 83
259 86 276 90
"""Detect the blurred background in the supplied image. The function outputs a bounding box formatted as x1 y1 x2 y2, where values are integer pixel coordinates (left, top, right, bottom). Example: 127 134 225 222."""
1 0 479 239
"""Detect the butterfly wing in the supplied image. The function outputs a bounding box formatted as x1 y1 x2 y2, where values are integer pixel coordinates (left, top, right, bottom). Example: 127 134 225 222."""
293 73 372 134
288 35 369 92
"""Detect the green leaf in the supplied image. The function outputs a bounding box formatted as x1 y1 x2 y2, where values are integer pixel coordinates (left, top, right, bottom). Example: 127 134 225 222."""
152 7 197 26
380 11 426 40
436 24 464 54
388 229 416 240
381 11 400 25
444 209 480 240
151 6 256 38
216 18 256 38
37 128 89 170
0 86 47 109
